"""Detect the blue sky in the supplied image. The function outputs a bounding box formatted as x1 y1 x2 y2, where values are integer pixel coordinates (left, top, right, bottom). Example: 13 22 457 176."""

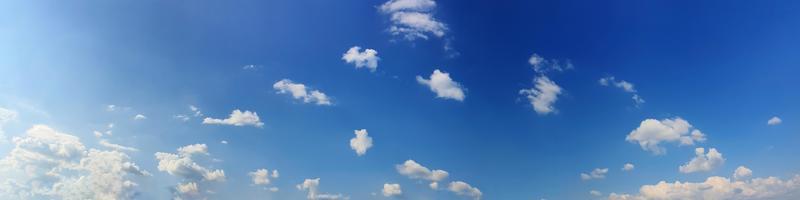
1 0 799 199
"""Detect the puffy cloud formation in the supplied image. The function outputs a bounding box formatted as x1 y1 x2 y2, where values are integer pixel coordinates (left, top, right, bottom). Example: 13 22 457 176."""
734 166 753 181
296 178 346 200
396 160 449 187
203 109 264 127
342 46 379 71
608 169 800 200
382 183 402 197
448 181 482 200
379 0 446 40
99 139 139 152
767 116 782 125
273 79 332 106
626 117 707 155
133 114 147 120
154 143 225 199
0 125 148 199
581 168 609 180
249 168 279 187
623 163 635 171
520 76 562 115
679 148 725 173
528 53 573 73
599 76 645 106
349 129 373 156
417 69 466 101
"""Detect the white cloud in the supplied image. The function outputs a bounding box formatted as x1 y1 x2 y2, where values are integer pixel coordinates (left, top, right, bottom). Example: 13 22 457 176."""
679 148 725 173
623 163 635 171
133 114 146 120
382 183 402 197
176 182 200 197
581 168 609 180
349 129 373 156
396 160 449 188
203 109 264 127
379 0 446 40
0 107 17 142
599 76 645 106
250 168 277 185
429 182 439 190
734 166 753 181
448 181 482 200
416 69 466 101
0 125 148 200
528 53 573 73
155 143 225 199
626 117 707 155
174 114 190 122
99 140 139 152
767 116 782 125
590 190 603 197
273 79 332 105
221 140 228 144
342 46 379 71
608 169 800 200
520 76 562 115
106 105 117 112
296 178 346 200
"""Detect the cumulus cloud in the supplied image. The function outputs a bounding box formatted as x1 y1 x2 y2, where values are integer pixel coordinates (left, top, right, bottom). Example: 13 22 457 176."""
133 114 147 120
349 129 373 156
767 116 782 125
99 140 139 152
0 125 148 199
599 76 645 106
155 143 225 199
608 169 800 200
273 79 332 105
382 183 402 197
396 160 449 187
734 166 753 181
448 181 482 200
626 117 707 155
379 0 446 40
296 178 346 200
203 109 264 127
249 168 279 187
520 76 562 115
623 163 635 171
590 190 603 197
581 168 609 180
0 107 17 142
342 46 379 71
416 69 466 101
679 148 725 173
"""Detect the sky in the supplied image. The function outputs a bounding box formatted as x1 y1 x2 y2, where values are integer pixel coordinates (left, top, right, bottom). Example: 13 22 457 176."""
0 0 799 199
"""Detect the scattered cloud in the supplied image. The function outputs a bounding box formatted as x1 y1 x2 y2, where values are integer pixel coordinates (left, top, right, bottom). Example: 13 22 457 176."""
342 46 380 72
768 116 782 126
599 76 645 106
382 183 402 197
448 181 482 200
155 143 225 199
396 160 449 188
679 148 725 173
106 104 117 112
520 76 562 115
590 190 603 197
349 129 373 156
99 139 139 152
221 140 228 144
273 79 332 105
379 0 446 41
528 53 573 73
734 166 753 181
133 114 147 120
626 117 707 155
203 109 264 127
243 64 260 70
250 168 279 187
581 168 609 180
416 69 466 101
296 178 347 200
623 163 635 171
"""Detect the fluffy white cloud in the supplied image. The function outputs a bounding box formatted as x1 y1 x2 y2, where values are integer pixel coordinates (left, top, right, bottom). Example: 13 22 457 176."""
342 46 379 71
679 148 725 173
133 114 146 120
608 169 800 200
155 143 225 199
382 183 402 197
296 178 346 200
99 140 139 152
203 109 264 127
0 107 17 142
0 125 148 200
379 0 446 40
273 79 332 105
396 160 449 188
626 117 707 155
416 69 466 101
520 76 562 115
767 116 782 125
176 182 199 197
448 181 482 200
623 163 635 171
249 168 279 186
734 166 753 181
599 76 645 106
581 168 609 180
349 129 373 156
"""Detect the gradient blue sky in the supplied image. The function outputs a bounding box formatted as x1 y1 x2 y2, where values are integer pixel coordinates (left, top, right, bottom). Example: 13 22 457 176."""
1 0 799 199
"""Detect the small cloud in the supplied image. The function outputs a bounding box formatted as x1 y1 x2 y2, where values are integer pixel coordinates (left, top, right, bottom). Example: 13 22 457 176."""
133 114 147 120
342 46 380 72
416 69 466 101
626 117 706 155
203 109 264 127
221 140 228 144
106 105 117 112
679 147 725 173
273 79 332 106
733 166 753 180
520 76 562 115
243 64 260 70
379 0 446 41
768 116 782 125
590 190 603 197
581 168 608 180
382 183 402 197
622 163 635 171
99 140 139 152
349 129 373 156
600 76 645 106
448 181 482 200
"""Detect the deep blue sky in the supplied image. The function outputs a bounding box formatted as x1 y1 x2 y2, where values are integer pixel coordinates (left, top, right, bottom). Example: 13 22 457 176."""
1 0 799 199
